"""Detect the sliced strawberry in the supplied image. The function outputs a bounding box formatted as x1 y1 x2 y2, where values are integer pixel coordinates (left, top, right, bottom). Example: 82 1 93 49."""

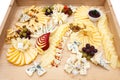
36 32 50 51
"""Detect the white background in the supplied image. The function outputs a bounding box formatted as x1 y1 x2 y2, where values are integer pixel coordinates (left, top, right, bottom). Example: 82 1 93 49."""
0 0 120 26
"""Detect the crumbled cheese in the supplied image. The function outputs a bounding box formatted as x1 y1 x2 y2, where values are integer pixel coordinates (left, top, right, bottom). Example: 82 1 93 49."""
80 68 87 75
72 69 79 75
65 41 90 75
64 54 90 76
64 64 73 73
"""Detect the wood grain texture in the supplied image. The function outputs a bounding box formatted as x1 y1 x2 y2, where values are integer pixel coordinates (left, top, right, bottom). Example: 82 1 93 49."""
104 0 120 60
16 0 105 6
0 0 17 51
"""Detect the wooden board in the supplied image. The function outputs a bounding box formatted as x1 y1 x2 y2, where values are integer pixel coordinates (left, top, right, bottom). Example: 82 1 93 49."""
0 0 120 80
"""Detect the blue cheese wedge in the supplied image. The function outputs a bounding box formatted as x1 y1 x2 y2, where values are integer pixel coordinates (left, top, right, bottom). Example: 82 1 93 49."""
34 62 47 76
36 65 46 76
26 62 46 76
26 65 36 76
19 14 31 23
91 52 110 70
67 41 80 54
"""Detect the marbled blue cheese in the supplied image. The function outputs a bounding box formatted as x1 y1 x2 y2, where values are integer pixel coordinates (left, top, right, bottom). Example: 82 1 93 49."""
19 14 31 22
26 62 46 76
80 68 87 75
64 64 73 73
72 69 79 75
67 41 80 54
64 54 90 75
26 65 36 76
91 52 110 70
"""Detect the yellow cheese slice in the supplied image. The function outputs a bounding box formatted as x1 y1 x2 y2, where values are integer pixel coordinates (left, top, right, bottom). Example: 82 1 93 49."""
13 52 22 65
20 52 25 66
7 50 20 60
24 51 33 64
7 51 20 64
74 6 89 20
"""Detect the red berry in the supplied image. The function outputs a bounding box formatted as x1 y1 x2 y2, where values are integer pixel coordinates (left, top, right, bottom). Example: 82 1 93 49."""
64 5 68 9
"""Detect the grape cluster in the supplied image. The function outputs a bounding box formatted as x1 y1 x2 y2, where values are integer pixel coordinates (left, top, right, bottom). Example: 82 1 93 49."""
82 44 98 60
16 26 31 39
43 6 53 16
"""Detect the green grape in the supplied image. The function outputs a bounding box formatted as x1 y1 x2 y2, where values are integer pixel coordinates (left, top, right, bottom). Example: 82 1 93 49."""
22 32 27 37
86 56 91 60
23 28 28 32
82 53 87 58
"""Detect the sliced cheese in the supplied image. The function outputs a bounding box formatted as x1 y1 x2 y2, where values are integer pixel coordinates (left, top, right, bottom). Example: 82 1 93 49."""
24 51 33 64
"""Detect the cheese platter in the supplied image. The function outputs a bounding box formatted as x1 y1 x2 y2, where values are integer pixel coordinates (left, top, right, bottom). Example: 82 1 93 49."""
0 0 120 80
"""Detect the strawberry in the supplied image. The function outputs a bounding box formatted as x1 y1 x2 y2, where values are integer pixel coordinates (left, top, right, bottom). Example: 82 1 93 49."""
36 32 50 50
64 5 68 10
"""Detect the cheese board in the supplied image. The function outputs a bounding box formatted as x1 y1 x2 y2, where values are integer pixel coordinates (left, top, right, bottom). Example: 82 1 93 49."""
0 0 120 80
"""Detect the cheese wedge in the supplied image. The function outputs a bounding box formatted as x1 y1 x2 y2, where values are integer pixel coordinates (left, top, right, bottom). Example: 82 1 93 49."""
20 52 25 66
7 51 20 64
7 50 20 60
24 51 33 64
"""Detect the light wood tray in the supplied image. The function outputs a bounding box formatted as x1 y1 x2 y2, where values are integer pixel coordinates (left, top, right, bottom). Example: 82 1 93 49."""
0 0 120 80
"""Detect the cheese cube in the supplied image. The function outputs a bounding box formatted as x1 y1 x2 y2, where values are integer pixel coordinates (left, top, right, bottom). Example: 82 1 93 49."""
17 43 24 49
26 66 36 76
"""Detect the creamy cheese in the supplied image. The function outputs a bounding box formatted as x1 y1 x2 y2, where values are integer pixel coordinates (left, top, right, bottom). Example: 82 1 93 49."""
17 42 24 49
